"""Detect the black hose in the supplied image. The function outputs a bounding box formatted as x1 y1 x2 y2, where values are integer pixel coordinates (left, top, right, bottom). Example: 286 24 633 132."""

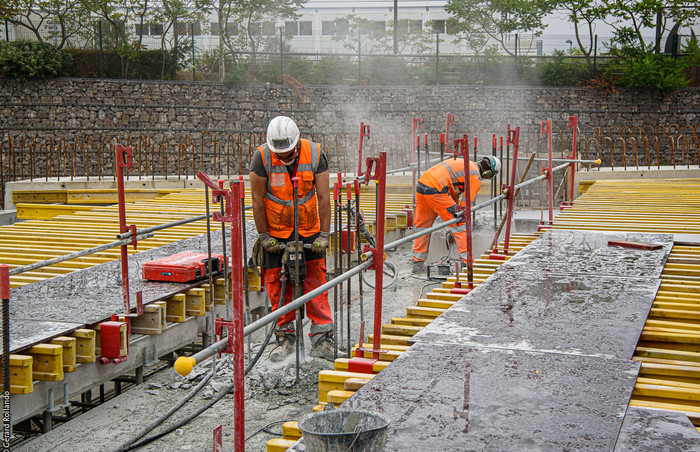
118 282 281 451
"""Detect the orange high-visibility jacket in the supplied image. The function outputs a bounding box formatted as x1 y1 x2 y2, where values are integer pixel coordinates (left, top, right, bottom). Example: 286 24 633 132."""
418 159 481 202
258 138 322 238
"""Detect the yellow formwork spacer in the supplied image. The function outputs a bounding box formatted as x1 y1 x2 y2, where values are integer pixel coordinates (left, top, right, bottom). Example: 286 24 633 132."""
213 278 231 304
247 268 262 292
185 288 206 317
327 389 355 405
266 438 298 452
406 305 445 319
27 344 64 381
6 354 33 394
318 370 374 403
166 294 186 323
381 323 422 337
72 329 96 364
122 303 165 335
50 336 77 373
282 421 302 440
366 333 411 346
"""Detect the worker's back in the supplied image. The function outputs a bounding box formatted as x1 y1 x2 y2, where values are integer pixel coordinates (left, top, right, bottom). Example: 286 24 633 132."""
418 159 481 202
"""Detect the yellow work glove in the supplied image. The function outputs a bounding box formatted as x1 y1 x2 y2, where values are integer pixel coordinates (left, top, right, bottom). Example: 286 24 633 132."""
259 232 281 254
312 231 331 252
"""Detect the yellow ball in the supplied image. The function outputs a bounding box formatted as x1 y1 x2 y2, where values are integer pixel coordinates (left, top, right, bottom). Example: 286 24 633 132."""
174 356 196 376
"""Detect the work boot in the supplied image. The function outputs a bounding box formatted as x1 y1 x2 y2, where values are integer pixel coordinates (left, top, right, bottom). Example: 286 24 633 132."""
310 331 343 361
269 330 296 362
411 260 424 274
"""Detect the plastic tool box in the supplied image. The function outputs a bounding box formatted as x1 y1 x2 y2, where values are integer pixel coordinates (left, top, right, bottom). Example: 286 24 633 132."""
142 252 225 282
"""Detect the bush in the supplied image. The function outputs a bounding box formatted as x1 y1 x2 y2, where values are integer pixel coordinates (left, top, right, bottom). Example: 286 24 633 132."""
0 41 72 81
64 48 180 79
604 52 689 95
539 50 591 86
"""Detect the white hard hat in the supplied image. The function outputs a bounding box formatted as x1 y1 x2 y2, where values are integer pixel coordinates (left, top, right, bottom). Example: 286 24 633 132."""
485 156 501 174
266 116 300 153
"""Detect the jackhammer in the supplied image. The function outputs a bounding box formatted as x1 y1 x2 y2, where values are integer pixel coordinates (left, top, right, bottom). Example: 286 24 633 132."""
347 201 398 289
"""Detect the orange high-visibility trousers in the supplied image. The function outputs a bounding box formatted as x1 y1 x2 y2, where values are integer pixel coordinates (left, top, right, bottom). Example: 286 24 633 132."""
263 233 333 335
412 192 470 264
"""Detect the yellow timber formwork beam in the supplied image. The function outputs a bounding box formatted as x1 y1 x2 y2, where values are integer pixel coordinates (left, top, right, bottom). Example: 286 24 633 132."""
3 186 415 288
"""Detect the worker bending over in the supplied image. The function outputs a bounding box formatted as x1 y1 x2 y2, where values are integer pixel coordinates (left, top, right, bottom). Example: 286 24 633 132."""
412 155 501 273
250 116 339 362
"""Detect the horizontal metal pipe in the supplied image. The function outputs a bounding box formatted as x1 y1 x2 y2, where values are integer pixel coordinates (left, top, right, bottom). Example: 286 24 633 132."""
187 259 374 364
9 233 155 276
513 162 570 191
117 214 211 239
183 161 573 367
516 156 600 164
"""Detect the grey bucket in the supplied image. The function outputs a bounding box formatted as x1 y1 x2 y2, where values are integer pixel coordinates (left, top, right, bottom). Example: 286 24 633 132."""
298 406 389 452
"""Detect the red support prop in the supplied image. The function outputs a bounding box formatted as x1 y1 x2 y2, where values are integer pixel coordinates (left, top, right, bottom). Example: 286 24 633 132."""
214 318 235 354
357 122 370 177
563 114 579 209
116 145 134 316
362 153 387 359
228 180 245 452
489 125 521 260
0 264 9 300
445 114 455 152
540 119 554 229
459 137 474 290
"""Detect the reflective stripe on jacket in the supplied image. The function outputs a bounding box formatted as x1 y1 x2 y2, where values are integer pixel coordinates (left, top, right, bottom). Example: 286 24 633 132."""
417 159 482 202
259 139 321 238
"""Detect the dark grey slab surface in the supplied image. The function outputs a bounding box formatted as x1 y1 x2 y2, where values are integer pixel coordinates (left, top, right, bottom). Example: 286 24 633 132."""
615 407 700 451
500 230 673 278
291 342 640 452
10 319 85 351
411 270 659 359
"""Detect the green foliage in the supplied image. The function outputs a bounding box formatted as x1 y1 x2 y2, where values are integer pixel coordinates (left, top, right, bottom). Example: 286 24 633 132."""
604 52 690 95
64 48 179 79
539 50 591 86
0 41 72 81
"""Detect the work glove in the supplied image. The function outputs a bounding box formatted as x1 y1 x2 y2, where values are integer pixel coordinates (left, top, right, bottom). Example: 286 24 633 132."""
312 231 331 252
259 232 281 254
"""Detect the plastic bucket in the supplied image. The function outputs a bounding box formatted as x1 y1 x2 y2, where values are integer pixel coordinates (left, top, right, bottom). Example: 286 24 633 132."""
298 407 389 452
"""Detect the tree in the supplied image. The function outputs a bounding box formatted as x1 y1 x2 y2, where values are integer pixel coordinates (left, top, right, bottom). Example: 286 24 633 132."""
150 0 213 79
331 15 436 55
1 0 89 49
215 0 303 77
597 0 698 53
554 0 599 65
82 0 152 78
444 0 555 55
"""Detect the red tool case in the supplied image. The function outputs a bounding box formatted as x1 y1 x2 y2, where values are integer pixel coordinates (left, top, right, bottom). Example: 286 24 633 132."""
142 252 225 282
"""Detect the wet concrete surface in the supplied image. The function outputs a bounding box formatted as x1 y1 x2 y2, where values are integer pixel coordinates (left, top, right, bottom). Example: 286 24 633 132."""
410 270 659 359
9 223 258 352
615 407 700 451
11 319 85 350
500 230 673 278
292 342 640 451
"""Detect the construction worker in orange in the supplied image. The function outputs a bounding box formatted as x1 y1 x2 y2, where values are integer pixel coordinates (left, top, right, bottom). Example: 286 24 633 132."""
250 116 340 362
412 155 501 273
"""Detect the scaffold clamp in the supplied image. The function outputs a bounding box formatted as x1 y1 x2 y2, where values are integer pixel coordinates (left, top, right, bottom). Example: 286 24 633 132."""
215 318 235 354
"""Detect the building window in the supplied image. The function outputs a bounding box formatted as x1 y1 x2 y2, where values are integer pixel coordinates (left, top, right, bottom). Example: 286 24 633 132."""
175 22 186 36
135 24 148 36
322 21 335 36
446 20 459 35
299 21 312 36
285 21 298 36
373 21 385 34
409 19 422 34
150 23 163 36
336 21 349 36
262 21 276 36
432 20 445 34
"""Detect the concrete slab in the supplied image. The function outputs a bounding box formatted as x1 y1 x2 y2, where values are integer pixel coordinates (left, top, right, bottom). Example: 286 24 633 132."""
615 407 700 451
410 270 659 360
500 229 673 278
293 342 640 451
10 319 84 351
